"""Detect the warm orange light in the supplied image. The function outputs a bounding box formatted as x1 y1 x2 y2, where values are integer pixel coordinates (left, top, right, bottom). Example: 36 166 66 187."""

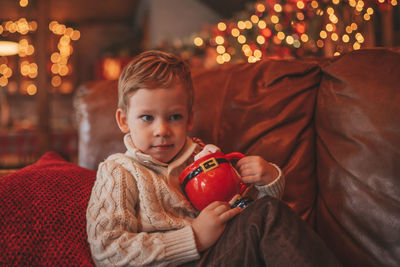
274 4 282 12
49 21 58 31
21 62 30 76
19 0 28 7
51 75 62 87
326 24 334 32
261 28 272 38
1 65 12 78
311 1 318 8
71 30 80 40
286 36 294 45
217 22 227 31
0 76 8 87
297 1 305 9
231 28 240 37
59 65 69 76
222 53 231 62
51 52 60 63
297 12 305 20
277 32 285 40
258 20 266 29
59 81 73 94
237 21 246 30
216 55 224 64
27 84 37 95
51 64 59 74
257 35 265 44
216 45 225 54
103 58 121 80
193 37 203 47
251 15 259 24
245 20 252 29
0 41 19 56
301 34 309 42
237 35 246 44
296 22 306 34
215 36 224 45
256 3 266 13
253 49 262 58
271 15 279 24
242 45 252 57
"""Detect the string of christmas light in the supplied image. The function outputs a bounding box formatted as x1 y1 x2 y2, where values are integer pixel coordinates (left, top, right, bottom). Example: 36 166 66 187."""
0 1 80 95
192 0 398 64
48 21 80 93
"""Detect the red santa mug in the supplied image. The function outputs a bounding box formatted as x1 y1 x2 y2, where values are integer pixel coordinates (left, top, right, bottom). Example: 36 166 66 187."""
179 151 252 211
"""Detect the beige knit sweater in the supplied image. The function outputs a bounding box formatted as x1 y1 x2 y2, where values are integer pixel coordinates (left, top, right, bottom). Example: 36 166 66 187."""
86 134 285 266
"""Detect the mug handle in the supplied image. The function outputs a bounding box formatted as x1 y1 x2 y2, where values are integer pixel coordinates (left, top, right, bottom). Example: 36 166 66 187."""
225 152 245 161
225 152 248 194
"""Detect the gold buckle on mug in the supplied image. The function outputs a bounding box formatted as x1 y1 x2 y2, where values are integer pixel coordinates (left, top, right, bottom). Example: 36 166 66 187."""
200 157 219 173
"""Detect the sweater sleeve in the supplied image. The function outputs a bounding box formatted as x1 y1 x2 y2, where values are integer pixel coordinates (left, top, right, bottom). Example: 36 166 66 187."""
86 159 199 267
255 163 285 200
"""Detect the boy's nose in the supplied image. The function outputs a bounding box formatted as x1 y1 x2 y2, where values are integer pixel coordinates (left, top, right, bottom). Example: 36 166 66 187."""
154 120 170 137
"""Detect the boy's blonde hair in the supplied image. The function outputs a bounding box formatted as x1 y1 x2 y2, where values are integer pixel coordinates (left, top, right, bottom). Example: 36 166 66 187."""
118 50 194 114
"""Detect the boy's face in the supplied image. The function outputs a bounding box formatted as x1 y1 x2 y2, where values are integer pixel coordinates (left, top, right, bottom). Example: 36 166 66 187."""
116 83 193 163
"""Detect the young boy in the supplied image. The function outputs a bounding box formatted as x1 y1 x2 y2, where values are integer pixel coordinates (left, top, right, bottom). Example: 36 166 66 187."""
86 51 341 267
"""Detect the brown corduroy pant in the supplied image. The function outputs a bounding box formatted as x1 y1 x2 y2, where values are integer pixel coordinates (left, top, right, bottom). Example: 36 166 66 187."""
181 196 342 267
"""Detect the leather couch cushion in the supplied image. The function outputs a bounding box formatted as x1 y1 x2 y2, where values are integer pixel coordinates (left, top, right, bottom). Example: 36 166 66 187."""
74 80 124 170
191 60 322 224
316 49 400 267
0 152 96 266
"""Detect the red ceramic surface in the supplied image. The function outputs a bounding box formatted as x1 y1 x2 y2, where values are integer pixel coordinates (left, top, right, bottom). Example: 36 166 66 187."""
179 151 245 210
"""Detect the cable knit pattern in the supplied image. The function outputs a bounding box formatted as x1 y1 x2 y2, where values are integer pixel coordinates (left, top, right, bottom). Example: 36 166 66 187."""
87 136 200 266
86 134 285 266
256 163 285 199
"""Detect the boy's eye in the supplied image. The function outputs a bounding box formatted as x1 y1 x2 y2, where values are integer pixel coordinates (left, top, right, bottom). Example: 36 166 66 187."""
169 114 183 121
140 115 153 121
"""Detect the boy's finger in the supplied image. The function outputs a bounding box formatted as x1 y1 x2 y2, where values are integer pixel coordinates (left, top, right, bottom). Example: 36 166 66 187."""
204 201 228 211
236 156 258 165
219 207 242 222
214 203 231 214
235 158 249 168
238 167 257 177
241 175 259 184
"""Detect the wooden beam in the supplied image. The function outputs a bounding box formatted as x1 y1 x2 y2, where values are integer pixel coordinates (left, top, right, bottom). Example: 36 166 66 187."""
36 0 50 154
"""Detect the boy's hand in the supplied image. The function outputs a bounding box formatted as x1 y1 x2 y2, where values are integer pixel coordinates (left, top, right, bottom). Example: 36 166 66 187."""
236 156 279 186
191 201 242 252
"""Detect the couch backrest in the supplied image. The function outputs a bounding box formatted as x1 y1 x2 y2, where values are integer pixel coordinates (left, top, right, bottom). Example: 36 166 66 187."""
74 49 400 267
189 60 322 225
315 49 400 267
74 79 124 170
74 58 323 226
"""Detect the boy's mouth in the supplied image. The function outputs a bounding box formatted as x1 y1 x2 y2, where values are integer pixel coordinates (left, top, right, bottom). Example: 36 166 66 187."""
152 144 174 151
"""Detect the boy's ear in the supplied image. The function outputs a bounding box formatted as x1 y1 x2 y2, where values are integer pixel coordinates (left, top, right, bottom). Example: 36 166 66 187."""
116 108 130 133
187 112 194 131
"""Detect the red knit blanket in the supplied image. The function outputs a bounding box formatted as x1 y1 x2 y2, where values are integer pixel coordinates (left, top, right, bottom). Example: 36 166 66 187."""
0 152 96 266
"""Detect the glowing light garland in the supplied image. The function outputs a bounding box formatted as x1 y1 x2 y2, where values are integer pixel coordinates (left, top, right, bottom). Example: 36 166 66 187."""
192 0 398 64
0 1 80 94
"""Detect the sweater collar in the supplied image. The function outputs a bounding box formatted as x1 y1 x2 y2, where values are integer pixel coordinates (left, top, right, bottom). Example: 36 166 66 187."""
123 133 196 175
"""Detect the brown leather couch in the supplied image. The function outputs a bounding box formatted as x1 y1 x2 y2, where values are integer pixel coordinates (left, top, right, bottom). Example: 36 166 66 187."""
74 48 400 267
